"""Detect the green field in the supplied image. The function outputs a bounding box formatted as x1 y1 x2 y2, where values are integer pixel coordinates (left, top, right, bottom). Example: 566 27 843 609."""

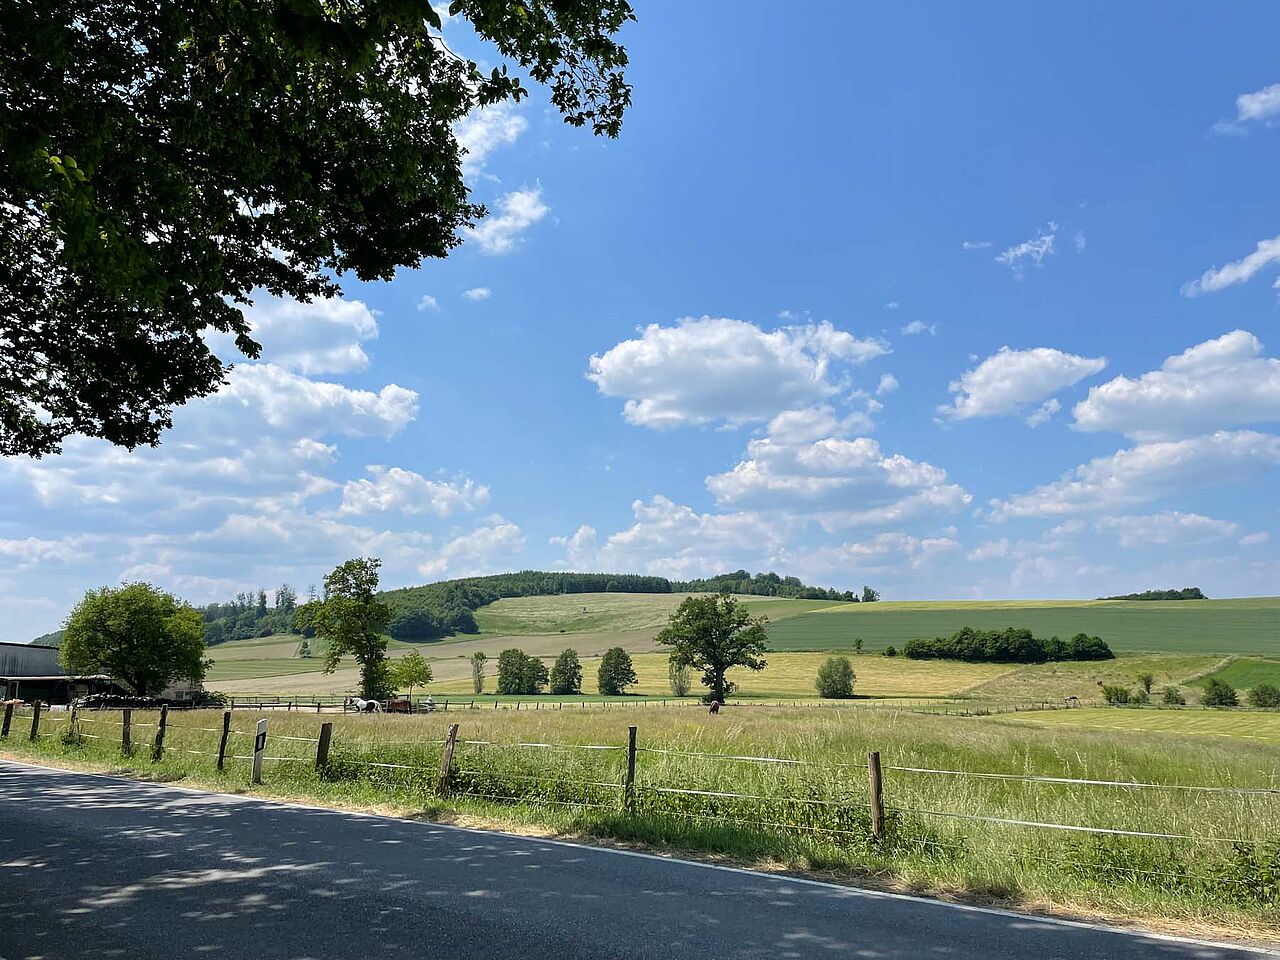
765 597 1280 654
993 705 1280 741
1190 656 1280 691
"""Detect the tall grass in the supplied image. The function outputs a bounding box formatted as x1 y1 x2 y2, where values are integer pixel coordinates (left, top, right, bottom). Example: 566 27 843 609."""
6 703 1279 936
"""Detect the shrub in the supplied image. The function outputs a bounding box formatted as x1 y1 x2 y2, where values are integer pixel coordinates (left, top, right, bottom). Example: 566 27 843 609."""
1131 688 1150 704
598 647 637 696
1161 686 1186 705
1248 683 1280 708
1137 672 1154 694
884 645 897 657
1101 684 1131 705
815 656 856 698
548 649 582 695
1201 678 1239 708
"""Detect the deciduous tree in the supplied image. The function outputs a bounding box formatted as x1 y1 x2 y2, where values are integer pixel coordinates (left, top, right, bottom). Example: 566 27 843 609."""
392 650 433 700
655 596 767 703
296 557 391 700
61 582 208 697
549 648 582 695
597 647 636 696
1 0 634 456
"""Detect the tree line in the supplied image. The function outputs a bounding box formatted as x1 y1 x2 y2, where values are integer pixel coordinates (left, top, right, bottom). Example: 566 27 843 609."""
1099 587 1207 601
902 627 1115 664
671 570 878 603
199 586 306 645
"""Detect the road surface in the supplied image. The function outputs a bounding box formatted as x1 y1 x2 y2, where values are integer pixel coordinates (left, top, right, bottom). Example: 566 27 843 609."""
0 761 1272 959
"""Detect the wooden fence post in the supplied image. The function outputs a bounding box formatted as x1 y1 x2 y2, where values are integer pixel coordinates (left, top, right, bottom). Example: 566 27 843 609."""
1 702 12 738
151 704 168 761
867 750 885 842
216 710 231 771
316 722 333 773
251 718 267 785
624 725 637 812
29 701 42 741
121 709 132 754
437 723 460 795
68 703 79 743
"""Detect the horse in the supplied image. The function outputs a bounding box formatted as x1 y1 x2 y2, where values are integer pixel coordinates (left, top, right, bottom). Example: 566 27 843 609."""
345 696 382 713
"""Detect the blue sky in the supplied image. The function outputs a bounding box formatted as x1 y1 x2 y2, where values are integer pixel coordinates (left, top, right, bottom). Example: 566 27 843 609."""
4 2 1280 639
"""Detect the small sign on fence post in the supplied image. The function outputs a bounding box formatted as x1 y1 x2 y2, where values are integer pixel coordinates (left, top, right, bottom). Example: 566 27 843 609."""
29 701 42 741
867 750 886 842
437 723 460 795
121 708 132 755
251 718 267 785
217 710 231 771
1 702 12 739
151 704 168 762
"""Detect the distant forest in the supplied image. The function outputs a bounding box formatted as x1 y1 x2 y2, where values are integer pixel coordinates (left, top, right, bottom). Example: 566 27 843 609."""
1100 587 1207 601
200 586 302 645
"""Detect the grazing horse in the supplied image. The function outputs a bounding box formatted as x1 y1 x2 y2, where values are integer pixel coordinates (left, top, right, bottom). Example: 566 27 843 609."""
345 696 382 713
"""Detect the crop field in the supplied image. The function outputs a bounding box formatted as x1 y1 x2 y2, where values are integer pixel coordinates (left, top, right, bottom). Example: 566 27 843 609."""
7 703 1279 937
765 597 1280 655
992 706 1280 741
471 592 821 636
1190 657 1280 691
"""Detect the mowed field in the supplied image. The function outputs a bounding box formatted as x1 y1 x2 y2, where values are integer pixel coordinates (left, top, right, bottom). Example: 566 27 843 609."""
471 592 822 636
765 596 1280 655
992 706 1280 741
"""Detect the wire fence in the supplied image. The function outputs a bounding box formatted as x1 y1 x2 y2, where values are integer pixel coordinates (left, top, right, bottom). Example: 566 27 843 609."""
3 701 1277 900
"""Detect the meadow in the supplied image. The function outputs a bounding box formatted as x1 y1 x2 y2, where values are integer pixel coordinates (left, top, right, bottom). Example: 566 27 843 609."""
7 702 1279 939
1189 657 1280 692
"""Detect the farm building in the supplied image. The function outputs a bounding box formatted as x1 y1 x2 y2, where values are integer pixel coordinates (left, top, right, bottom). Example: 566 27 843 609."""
0 641 202 705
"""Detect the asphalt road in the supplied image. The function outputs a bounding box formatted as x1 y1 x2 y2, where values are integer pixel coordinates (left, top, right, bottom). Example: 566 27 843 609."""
0 761 1272 960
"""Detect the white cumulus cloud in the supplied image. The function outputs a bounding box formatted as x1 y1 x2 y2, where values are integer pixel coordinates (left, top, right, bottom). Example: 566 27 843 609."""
1236 82 1280 123
463 287 491 301
455 101 529 175
1095 512 1239 548
939 346 1107 423
338 467 490 517
587 317 888 429
988 430 1280 521
1074 330 1280 439
470 186 549 254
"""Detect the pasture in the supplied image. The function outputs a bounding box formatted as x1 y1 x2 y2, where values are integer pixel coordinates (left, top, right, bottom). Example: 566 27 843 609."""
765 596 1280 655
7 702 1279 937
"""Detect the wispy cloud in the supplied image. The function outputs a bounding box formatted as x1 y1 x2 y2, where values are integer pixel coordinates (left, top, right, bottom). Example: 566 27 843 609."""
995 223 1057 276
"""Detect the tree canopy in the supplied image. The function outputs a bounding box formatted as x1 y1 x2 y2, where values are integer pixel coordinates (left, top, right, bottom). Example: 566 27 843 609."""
1 0 633 456
392 650 433 698
296 557 391 699
596 646 635 696
549 648 582 695
655 595 768 703
60 582 208 696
